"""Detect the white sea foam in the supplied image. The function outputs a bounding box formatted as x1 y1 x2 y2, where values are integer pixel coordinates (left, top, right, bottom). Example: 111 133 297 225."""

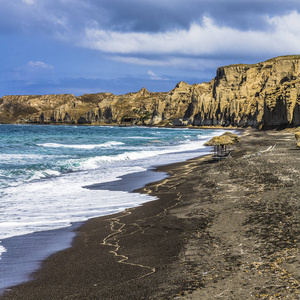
25 169 61 181
0 126 228 259
0 154 68 164
1 130 224 189
0 244 7 260
0 166 150 241
0 168 63 188
37 141 124 149
41 133 216 174
0 187 156 241
71 137 208 170
126 136 156 139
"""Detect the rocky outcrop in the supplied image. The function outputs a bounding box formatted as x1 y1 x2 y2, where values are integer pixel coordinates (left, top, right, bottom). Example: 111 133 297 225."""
176 55 300 128
1 55 300 128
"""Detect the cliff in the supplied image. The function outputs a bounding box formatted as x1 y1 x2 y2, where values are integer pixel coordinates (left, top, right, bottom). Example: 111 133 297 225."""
1 55 300 128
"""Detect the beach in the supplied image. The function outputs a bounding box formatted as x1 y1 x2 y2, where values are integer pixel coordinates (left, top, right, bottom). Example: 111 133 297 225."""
1 129 300 299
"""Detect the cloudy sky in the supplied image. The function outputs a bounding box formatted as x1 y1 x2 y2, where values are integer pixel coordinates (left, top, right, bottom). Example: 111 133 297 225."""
0 0 300 96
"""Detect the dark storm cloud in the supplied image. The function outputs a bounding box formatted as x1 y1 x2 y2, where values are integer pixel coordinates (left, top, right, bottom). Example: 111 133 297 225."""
71 0 300 32
1 0 300 35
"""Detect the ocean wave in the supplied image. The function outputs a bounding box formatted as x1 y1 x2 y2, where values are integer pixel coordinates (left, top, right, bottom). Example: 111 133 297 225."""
0 167 63 189
0 133 213 186
0 154 67 164
37 141 124 149
126 136 156 139
0 181 155 241
25 169 61 181
67 138 208 171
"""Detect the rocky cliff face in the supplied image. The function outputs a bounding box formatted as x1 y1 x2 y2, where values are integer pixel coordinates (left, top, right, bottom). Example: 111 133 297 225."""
1 55 300 128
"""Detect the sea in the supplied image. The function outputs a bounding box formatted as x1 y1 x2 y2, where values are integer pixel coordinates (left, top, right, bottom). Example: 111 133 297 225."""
0 124 224 292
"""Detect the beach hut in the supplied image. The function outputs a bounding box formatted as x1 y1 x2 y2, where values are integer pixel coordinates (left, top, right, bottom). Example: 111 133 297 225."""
204 135 235 160
222 132 240 143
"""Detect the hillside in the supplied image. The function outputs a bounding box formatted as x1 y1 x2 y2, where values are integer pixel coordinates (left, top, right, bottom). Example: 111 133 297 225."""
1 55 300 128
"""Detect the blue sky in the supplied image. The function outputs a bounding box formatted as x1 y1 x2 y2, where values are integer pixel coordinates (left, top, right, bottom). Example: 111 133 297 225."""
1 0 300 96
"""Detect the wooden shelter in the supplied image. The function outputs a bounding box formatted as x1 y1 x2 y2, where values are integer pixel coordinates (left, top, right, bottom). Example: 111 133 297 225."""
205 133 238 160
222 132 240 143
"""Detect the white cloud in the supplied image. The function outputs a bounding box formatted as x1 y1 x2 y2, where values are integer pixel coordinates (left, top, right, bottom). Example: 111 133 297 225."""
22 0 36 5
8 61 55 84
113 56 222 70
148 70 162 80
80 12 300 59
267 11 300 34
27 61 54 70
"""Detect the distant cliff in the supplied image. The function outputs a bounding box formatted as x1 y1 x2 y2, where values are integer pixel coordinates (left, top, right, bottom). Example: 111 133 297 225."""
1 55 300 128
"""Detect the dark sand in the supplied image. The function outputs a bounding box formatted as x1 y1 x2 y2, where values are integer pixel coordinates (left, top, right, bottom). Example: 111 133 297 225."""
83 168 168 192
1 129 300 299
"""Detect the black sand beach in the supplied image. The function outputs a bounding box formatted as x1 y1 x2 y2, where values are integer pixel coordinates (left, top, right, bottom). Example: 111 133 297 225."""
1 129 300 299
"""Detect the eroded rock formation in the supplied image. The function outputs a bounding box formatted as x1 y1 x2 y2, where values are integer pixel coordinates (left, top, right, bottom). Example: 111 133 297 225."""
1 55 300 128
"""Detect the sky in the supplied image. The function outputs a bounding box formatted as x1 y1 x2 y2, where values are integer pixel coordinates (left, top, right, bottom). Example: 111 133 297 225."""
0 0 300 96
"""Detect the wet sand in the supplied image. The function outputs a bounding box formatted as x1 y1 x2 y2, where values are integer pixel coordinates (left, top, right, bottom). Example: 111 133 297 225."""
1 129 300 299
0 224 81 294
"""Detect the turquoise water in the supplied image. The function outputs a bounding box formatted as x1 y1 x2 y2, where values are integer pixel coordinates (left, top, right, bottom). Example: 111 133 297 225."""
0 124 223 256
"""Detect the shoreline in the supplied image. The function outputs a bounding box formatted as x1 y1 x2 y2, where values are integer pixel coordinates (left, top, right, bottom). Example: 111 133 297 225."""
0 139 214 298
0 125 215 296
0 122 247 129
1 129 300 299
0 167 169 295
